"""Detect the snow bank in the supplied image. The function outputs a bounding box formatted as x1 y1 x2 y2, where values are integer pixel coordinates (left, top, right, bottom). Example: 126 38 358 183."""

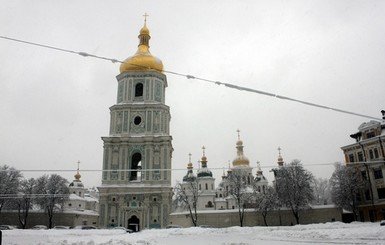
2 222 384 245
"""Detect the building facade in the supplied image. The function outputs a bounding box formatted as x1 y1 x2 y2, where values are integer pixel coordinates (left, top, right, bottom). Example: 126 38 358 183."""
98 20 173 230
341 111 385 222
178 131 268 211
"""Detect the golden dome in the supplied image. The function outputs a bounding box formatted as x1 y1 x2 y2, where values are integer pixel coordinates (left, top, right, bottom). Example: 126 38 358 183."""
232 130 250 166
119 22 163 73
232 157 250 166
74 172 81 180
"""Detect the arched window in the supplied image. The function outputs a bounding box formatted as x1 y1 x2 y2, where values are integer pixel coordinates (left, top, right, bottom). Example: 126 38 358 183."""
130 153 142 181
135 83 143 97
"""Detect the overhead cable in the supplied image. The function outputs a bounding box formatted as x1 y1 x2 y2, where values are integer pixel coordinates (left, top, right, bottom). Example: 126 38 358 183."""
0 35 381 121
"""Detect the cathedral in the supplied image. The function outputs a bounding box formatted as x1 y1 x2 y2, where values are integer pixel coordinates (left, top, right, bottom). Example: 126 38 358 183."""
98 19 173 230
178 130 269 212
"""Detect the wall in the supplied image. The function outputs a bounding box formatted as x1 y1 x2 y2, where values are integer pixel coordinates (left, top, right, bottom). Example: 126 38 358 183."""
0 211 98 228
170 205 342 227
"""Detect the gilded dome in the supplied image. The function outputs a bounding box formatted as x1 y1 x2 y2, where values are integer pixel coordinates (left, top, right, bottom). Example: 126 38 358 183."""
232 131 250 166
119 22 163 73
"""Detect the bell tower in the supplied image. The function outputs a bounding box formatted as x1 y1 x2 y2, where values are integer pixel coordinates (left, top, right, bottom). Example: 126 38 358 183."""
98 17 173 230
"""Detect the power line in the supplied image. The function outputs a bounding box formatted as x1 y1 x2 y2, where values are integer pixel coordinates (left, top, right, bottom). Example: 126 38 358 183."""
0 35 381 121
0 162 360 174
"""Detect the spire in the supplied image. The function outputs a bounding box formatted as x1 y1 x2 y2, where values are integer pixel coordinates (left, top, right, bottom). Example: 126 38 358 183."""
139 13 150 47
256 161 263 175
74 160 81 180
232 129 250 166
201 146 207 168
183 153 196 182
277 147 284 167
197 146 213 177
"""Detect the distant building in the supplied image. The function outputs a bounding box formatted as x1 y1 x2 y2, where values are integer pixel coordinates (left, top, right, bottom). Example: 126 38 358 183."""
64 165 99 216
178 131 269 211
341 110 385 222
97 19 173 230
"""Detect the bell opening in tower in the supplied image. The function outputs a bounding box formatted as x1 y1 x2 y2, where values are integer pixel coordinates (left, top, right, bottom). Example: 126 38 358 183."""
130 153 142 181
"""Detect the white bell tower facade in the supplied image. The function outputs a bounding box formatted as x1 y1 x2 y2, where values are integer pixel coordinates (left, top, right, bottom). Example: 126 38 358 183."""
98 19 173 230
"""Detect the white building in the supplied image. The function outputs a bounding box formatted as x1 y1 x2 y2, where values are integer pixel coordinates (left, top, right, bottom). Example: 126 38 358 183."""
179 131 269 211
98 19 173 231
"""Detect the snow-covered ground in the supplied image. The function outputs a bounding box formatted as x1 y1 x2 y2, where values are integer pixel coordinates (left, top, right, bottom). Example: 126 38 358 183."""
2 222 385 245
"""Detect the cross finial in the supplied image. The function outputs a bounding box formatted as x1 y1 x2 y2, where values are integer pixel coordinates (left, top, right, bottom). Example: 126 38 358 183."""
237 129 241 140
143 12 149 23
77 160 80 171
188 153 192 163
278 147 282 156
202 146 206 156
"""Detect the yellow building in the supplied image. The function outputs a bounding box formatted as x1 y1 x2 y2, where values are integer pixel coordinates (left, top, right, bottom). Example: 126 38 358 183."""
341 111 385 221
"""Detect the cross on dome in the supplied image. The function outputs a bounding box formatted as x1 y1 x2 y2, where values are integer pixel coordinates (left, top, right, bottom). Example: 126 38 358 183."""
143 12 149 23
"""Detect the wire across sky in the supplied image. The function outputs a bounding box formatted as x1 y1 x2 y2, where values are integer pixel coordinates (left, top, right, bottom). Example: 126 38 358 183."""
0 35 382 121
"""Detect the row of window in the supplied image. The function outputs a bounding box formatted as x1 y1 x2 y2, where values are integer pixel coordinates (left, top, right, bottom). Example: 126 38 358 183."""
361 168 383 180
348 148 381 163
357 187 385 201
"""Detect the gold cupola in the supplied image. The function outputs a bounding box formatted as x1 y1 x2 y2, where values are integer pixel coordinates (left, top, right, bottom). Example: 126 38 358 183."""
119 20 163 73
232 129 250 166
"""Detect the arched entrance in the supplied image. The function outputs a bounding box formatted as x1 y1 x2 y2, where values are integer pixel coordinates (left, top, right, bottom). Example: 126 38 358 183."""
128 215 140 232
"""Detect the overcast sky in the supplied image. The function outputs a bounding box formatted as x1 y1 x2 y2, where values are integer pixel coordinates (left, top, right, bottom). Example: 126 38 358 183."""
1 0 385 188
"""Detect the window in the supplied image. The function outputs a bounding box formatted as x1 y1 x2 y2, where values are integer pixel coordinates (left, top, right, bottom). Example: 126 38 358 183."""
134 116 142 125
357 152 364 162
207 201 213 208
199 184 201 190
374 168 383 179
365 190 371 201
349 154 355 163
361 171 367 180
369 150 374 160
374 148 379 159
377 188 385 199
135 83 143 97
366 132 375 139
205 183 208 190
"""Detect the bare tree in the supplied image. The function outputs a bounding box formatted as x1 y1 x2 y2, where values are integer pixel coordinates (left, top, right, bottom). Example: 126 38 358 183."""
254 185 279 226
0 165 22 214
275 160 314 224
35 174 69 228
330 163 366 221
227 170 253 227
15 178 36 229
173 180 199 226
313 177 331 205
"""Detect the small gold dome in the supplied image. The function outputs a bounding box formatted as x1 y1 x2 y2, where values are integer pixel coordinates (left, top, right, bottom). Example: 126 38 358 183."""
119 23 163 73
74 172 81 180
